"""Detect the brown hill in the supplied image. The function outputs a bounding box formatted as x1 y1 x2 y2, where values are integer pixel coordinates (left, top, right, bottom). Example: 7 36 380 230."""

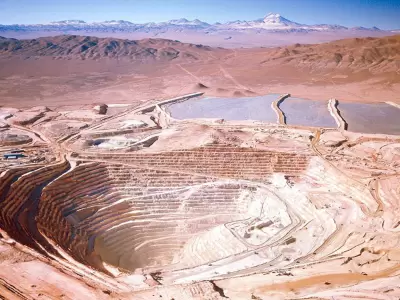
0 35 400 71
1 34 398 73
259 35 400 73
0 35 217 61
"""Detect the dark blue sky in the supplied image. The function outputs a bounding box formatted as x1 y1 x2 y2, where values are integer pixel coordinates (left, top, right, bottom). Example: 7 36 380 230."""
1 0 399 29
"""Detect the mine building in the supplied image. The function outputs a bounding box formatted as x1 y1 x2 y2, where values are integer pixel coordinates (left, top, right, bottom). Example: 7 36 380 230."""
3 153 26 160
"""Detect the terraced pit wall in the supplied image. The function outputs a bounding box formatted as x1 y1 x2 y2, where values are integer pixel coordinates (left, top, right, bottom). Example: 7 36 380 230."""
77 145 312 180
0 160 70 258
0 144 313 273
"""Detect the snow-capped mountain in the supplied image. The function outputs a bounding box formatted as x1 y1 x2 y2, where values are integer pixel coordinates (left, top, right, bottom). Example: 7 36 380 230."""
216 13 361 32
163 18 210 26
217 13 302 30
49 20 86 25
0 13 385 34
351 26 381 31
258 13 302 28
94 20 134 26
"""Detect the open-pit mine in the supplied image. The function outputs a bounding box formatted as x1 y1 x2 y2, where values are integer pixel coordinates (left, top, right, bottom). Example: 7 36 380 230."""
0 34 400 300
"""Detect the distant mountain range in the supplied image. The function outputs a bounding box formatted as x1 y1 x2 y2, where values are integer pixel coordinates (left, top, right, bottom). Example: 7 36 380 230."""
1 13 396 48
0 13 390 33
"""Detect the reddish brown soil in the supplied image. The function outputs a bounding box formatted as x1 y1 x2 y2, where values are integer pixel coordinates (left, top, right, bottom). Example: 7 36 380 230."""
0 35 399 108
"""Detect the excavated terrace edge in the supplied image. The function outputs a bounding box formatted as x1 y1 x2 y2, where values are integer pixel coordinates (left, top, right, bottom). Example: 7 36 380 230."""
386 101 400 110
271 94 290 125
140 92 204 113
328 98 347 131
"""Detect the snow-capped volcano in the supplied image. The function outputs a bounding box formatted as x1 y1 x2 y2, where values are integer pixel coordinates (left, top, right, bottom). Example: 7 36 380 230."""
217 12 305 30
261 13 301 27
168 18 192 25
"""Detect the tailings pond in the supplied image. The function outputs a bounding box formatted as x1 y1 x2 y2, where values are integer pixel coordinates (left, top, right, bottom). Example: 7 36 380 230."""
338 102 400 135
165 94 280 122
165 95 400 135
279 97 337 128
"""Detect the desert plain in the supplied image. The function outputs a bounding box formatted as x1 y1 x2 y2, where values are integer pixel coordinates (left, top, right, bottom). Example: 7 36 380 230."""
0 33 399 300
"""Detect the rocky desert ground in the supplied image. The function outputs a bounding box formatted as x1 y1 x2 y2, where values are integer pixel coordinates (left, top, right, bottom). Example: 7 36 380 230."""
0 34 399 300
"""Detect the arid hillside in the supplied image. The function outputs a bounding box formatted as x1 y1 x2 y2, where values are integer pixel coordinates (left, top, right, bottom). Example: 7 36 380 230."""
1 35 399 70
0 35 216 61
260 35 400 73
0 34 399 107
